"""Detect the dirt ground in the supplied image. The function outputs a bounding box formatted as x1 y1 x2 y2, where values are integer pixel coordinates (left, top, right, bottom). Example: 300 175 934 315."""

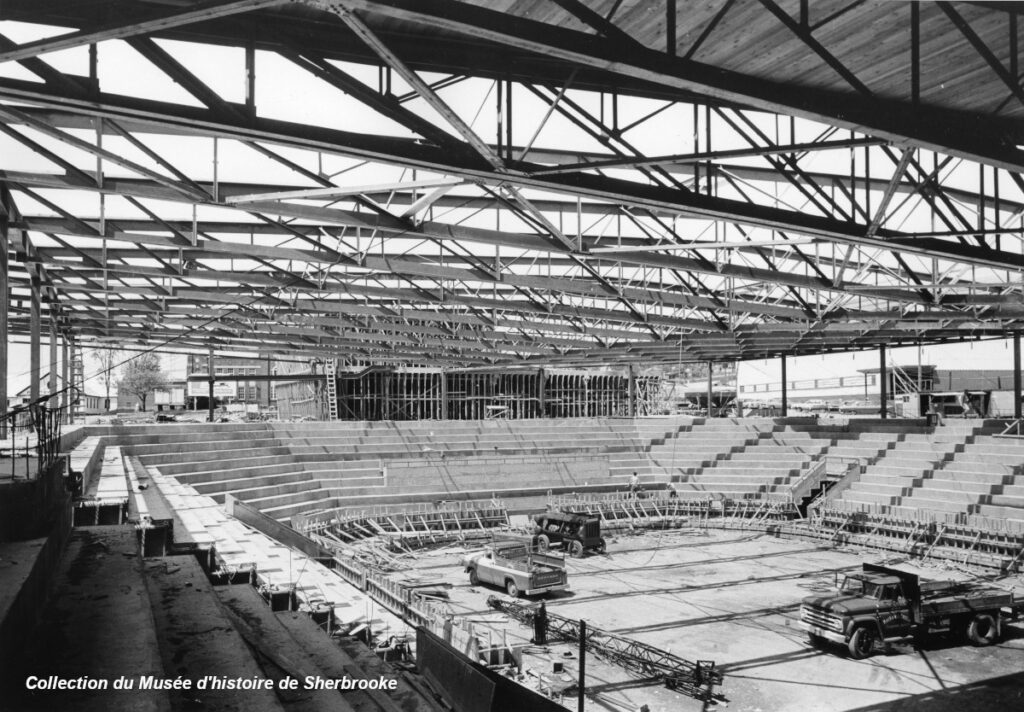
395 528 1024 712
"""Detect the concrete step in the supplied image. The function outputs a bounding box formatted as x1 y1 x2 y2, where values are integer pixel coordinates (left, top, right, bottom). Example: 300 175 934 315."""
156 453 296 476
847 482 909 497
988 493 1024 508
3 527 170 712
895 497 971 514
838 491 898 506
973 504 1024 522
142 555 286 712
134 440 288 463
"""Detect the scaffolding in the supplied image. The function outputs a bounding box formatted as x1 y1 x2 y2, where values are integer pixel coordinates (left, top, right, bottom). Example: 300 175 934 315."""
276 365 660 421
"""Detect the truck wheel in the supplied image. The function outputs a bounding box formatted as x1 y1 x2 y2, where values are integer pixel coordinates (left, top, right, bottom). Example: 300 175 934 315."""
505 579 520 597
967 613 998 646
469 569 479 586
595 538 607 555
847 626 876 659
569 540 584 558
536 534 550 552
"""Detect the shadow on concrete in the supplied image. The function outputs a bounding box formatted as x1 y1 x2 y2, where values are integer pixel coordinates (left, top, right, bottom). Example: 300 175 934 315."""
844 670 1024 712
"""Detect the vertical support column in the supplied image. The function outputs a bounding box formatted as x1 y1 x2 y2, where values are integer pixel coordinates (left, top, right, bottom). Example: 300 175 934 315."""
780 355 788 417
207 346 215 423
61 335 70 421
0 213 7 440
627 364 636 417
879 345 888 420
436 371 444 420
1014 334 1022 420
706 361 714 418
538 368 546 418
29 263 41 402
49 316 58 407
577 619 586 712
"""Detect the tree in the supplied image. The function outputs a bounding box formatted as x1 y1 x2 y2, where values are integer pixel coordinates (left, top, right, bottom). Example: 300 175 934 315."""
89 347 125 410
120 353 167 411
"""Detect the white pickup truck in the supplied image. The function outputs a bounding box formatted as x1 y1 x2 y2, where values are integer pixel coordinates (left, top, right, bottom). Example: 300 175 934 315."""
462 542 569 597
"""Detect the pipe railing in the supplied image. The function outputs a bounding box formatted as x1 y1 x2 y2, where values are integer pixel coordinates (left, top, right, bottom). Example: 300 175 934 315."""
1 386 79 481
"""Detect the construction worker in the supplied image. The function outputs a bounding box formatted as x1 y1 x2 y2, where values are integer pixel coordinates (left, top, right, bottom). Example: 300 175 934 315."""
629 471 641 497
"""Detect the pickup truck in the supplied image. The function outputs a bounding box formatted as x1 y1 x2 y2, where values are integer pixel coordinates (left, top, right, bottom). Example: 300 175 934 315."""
800 563 1023 659
462 542 568 597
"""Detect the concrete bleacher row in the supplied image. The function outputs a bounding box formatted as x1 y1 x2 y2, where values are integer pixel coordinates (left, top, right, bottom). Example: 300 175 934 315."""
4 434 433 712
114 418 692 520
832 421 1024 524
68 416 1024 528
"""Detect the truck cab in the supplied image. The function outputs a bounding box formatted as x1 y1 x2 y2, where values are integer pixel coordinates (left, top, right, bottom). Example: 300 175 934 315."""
462 542 569 597
800 563 1018 659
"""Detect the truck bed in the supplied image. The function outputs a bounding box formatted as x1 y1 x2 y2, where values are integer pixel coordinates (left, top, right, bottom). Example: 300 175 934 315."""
921 590 1016 618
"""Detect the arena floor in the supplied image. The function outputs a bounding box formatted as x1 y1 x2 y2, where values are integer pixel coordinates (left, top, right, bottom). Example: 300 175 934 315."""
398 528 1024 712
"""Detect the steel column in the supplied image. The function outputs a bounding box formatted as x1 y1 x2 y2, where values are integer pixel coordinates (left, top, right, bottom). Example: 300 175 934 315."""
627 363 636 417
1014 334 1022 419
62 336 70 422
207 346 215 422
706 361 714 418
0 214 6 439
578 619 586 712
780 355 787 417
49 316 58 407
29 262 41 402
879 345 888 420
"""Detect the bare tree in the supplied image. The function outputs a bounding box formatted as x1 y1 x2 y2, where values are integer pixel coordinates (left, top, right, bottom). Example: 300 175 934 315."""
89 347 125 411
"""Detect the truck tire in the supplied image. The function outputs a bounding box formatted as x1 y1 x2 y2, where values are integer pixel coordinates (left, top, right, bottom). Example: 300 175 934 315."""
536 534 550 552
966 613 998 646
847 625 876 659
569 540 584 558
469 568 480 586
505 579 520 597
595 538 607 555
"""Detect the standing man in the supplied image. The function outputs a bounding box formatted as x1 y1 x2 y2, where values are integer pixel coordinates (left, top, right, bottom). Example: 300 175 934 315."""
959 390 973 418
629 471 641 497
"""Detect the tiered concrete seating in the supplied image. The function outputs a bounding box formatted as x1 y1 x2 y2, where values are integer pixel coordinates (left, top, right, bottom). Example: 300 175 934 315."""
123 419 679 518
647 418 775 478
832 422 994 513
896 435 1024 518
143 462 406 632
818 431 899 477
680 426 832 497
838 435 959 508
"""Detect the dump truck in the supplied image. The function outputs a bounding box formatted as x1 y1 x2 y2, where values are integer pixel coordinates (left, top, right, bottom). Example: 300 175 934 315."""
799 563 1023 659
462 542 568 597
532 511 606 557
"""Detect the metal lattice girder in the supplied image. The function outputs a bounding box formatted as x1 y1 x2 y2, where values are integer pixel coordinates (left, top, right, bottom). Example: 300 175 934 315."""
487 595 722 700
2 1 1024 365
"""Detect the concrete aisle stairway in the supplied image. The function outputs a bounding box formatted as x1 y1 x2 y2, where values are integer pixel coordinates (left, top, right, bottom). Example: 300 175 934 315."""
648 418 775 485
894 429 1024 518
835 422 988 512
217 585 441 712
143 555 290 712
678 423 832 498
5 526 170 712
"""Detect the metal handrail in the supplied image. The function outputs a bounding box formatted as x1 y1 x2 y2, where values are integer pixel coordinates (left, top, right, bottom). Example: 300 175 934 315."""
2 385 80 481
786 458 828 504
